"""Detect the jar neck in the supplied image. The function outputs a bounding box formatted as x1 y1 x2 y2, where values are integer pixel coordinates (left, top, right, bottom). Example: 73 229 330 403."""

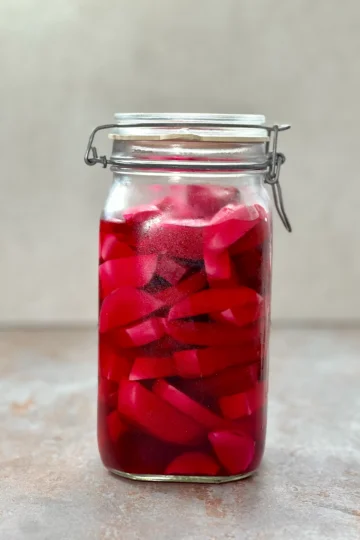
112 169 266 187
110 139 267 174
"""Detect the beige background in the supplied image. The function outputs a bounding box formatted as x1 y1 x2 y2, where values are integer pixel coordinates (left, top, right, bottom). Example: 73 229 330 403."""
1 0 359 325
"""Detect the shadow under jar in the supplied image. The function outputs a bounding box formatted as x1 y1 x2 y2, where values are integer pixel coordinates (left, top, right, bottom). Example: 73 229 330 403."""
85 113 291 483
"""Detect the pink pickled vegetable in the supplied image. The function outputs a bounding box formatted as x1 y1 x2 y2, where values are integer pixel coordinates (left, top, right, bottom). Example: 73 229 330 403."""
153 380 226 430
165 319 260 346
204 204 259 251
209 431 255 474
229 219 268 254
99 288 164 332
165 452 220 475
156 255 187 284
99 340 131 382
179 363 260 400
99 255 157 296
204 248 231 281
136 218 205 259
168 287 262 321
111 318 166 348
107 411 128 442
123 204 161 223
98 378 118 410
101 235 135 261
129 356 177 380
117 381 204 445
219 382 267 419
98 184 271 478
211 288 264 326
174 346 260 378
187 185 239 218
154 271 207 306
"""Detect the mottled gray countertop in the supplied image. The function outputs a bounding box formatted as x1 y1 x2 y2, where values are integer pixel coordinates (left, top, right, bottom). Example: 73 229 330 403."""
0 328 359 540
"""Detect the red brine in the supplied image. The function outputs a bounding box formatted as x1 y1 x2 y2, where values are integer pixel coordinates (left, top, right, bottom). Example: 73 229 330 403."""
98 184 271 479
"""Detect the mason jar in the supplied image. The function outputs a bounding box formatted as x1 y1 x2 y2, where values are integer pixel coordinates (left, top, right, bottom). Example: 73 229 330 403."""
85 113 291 483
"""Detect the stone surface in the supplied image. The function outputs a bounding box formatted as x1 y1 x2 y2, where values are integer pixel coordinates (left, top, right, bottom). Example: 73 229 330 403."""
0 328 359 539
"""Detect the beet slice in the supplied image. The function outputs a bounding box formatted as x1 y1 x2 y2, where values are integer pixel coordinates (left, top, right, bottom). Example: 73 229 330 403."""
165 319 260 346
168 287 262 321
165 451 220 475
129 356 177 380
153 380 226 430
155 195 173 211
98 378 118 410
111 317 166 348
123 204 161 223
229 219 269 254
135 218 206 260
179 363 260 400
206 363 260 398
174 346 260 378
204 248 231 281
233 406 267 442
99 255 157 296
208 431 255 474
106 410 128 442
155 271 207 306
204 204 259 251
219 382 266 419
99 288 164 333
101 235 135 261
211 290 264 327
187 185 239 218
212 306 263 328
166 185 199 219
99 341 131 382
156 255 187 285
108 430 181 475
117 381 204 445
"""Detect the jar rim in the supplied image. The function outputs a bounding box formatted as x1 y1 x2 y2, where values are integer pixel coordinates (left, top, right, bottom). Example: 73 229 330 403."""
111 113 269 143
113 112 266 125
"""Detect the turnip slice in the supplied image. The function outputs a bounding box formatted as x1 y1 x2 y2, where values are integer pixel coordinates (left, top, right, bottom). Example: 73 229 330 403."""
99 340 131 382
111 317 166 348
165 320 260 346
99 255 157 296
219 382 267 419
106 410 128 442
165 451 220 475
153 379 226 431
174 346 260 378
209 431 255 474
205 204 259 251
117 381 205 445
168 287 262 321
156 255 187 285
99 288 164 333
155 271 207 306
101 235 135 261
123 204 161 223
129 356 177 380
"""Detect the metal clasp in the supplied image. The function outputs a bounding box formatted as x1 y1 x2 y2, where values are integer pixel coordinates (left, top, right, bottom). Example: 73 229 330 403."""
264 125 292 232
84 123 120 168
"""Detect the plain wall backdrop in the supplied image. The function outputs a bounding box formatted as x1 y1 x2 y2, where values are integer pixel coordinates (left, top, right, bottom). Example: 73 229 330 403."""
1 0 359 324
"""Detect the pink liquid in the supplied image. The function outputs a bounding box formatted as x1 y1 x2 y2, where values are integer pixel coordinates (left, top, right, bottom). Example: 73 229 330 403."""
98 185 271 478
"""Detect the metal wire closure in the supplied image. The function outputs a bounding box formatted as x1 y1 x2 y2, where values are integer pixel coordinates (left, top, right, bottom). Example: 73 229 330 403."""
84 122 292 232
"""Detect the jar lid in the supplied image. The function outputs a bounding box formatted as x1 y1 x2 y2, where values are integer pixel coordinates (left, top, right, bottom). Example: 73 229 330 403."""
109 113 269 143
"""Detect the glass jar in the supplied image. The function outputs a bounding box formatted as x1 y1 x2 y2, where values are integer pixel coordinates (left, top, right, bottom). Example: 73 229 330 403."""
85 113 291 483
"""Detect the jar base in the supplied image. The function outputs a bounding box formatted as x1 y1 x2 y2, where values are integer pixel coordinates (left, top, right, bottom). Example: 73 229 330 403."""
108 467 257 484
